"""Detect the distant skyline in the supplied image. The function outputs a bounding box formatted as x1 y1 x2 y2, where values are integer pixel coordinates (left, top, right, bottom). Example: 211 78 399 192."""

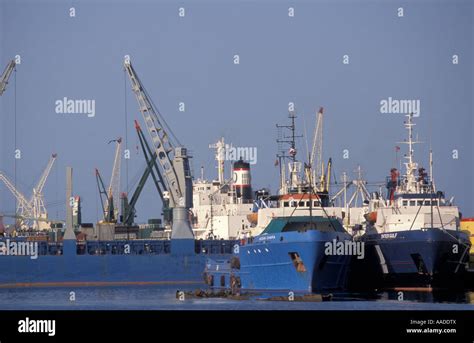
0 0 472 224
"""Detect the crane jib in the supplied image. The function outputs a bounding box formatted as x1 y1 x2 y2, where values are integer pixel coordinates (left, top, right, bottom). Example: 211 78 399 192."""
124 61 192 209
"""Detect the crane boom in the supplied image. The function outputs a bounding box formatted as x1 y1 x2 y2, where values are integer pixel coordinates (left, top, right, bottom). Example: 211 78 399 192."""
325 158 332 193
123 59 194 244
31 153 57 202
135 120 166 199
123 121 165 226
0 60 15 96
310 107 324 190
95 168 110 222
0 172 34 225
123 60 192 209
106 138 122 221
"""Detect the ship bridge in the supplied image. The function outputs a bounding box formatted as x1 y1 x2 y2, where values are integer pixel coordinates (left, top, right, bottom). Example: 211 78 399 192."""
394 192 446 208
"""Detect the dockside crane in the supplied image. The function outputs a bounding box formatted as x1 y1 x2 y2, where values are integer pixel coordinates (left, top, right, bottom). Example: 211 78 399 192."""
124 59 194 242
95 168 113 222
30 154 57 226
95 138 122 223
310 107 325 191
0 60 15 96
0 153 57 229
121 120 167 226
107 137 122 221
0 172 33 226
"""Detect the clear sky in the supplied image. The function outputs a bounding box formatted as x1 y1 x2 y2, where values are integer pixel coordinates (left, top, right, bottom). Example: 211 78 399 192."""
0 0 473 224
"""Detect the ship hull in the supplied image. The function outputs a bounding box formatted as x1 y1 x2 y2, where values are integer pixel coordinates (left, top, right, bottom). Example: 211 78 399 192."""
351 229 471 290
238 230 352 293
0 239 235 288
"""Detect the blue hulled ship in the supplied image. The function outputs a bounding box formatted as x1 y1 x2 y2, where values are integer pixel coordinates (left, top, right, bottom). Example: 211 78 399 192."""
352 114 471 289
205 215 353 293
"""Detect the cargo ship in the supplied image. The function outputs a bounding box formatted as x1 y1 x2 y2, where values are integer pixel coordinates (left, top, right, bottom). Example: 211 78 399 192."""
0 60 238 288
190 138 254 240
352 114 471 289
0 236 235 287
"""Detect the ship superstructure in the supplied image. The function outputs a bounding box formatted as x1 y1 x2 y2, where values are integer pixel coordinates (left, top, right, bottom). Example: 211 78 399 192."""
249 108 352 236
355 113 471 288
366 114 460 234
191 138 254 240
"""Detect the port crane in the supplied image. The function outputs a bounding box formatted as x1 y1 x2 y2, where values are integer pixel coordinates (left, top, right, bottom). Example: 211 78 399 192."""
121 120 167 226
0 60 15 96
107 137 122 221
95 168 113 222
0 153 57 229
30 154 57 225
124 60 194 241
310 107 326 191
95 138 122 223
0 173 32 223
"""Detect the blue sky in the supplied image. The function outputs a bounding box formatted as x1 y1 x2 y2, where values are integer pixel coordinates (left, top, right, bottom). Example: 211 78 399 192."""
0 0 472 224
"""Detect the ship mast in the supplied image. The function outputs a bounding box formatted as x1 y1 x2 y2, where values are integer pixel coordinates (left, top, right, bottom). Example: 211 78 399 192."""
399 113 421 193
276 110 302 194
209 137 226 185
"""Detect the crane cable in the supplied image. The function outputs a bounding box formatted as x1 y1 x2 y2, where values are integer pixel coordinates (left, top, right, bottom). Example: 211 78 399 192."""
123 70 129 194
14 65 17 228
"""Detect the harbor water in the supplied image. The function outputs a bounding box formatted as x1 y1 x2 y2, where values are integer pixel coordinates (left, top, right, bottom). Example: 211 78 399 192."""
0 285 473 311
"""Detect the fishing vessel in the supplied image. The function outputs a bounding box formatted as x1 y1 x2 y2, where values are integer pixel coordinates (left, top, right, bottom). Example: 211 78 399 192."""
203 109 354 293
353 113 471 289
205 215 353 293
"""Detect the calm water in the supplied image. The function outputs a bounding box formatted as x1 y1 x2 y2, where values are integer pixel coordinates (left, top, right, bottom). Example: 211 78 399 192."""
0 285 473 310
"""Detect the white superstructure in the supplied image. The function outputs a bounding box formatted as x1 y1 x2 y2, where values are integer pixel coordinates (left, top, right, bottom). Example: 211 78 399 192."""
366 113 460 234
191 138 254 240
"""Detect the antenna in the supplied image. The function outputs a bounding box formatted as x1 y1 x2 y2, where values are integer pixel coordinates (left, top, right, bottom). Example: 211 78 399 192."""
276 110 302 193
397 113 422 193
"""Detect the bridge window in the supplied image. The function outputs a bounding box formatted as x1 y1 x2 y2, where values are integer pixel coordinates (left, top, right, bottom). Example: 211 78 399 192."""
410 201 416 206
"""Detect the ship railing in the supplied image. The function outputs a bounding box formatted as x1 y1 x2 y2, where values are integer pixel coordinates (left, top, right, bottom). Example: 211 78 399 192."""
0 237 236 256
0 239 64 256
80 240 171 255
195 239 237 255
